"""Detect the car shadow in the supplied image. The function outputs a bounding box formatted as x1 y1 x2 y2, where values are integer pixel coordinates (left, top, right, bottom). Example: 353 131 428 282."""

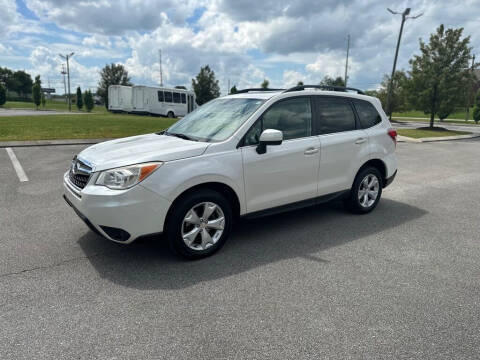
77 198 427 290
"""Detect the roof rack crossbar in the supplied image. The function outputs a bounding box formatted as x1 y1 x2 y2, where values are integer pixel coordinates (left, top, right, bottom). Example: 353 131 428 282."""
283 85 365 95
235 88 285 94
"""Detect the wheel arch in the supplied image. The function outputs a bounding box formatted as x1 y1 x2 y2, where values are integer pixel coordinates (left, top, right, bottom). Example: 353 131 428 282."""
165 182 242 225
356 159 387 186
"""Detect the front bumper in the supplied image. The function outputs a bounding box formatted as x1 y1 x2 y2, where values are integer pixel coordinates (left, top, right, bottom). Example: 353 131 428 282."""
63 172 171 243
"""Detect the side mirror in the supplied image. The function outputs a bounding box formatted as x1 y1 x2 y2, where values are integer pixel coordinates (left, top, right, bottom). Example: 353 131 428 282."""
256 129 283 154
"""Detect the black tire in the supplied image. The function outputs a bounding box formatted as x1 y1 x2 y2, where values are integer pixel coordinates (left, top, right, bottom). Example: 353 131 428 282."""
165 189 232 259
167 111 174 118
344 166 383 214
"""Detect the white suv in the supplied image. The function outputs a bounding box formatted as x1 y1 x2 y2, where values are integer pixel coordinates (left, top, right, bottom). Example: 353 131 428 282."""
63 85 397 259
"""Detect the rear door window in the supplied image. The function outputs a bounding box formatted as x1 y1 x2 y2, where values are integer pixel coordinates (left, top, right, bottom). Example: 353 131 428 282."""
353 99 382 128
314 97 356 134
181 93 186 103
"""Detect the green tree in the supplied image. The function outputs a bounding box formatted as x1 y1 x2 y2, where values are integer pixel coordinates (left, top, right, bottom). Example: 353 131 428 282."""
297 81 304 86
261 79 269 89
32 83 41 109
41 92 46 108
97 63 132 109
408 25 474 128
12 70 33 97
191 65 220 105
376 71 410 113
76 86 83 110
84 90 94 112
230 85 238 94
0 83 6 106
320 75 345 87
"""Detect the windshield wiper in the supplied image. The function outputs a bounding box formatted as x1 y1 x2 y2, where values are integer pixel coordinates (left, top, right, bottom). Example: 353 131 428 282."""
163 131 197 141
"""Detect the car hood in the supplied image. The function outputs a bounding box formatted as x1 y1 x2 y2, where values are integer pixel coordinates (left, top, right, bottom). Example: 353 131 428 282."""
78 133 209 171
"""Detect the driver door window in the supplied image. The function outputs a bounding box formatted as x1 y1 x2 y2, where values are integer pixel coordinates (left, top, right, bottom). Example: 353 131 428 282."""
244 97 312 145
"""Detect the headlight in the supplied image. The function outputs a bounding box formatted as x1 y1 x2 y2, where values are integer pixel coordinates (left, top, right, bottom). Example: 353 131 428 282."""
95 162 163 190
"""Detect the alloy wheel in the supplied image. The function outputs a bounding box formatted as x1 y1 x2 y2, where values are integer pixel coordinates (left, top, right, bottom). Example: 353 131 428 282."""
181 202 225 251
358 174 379 208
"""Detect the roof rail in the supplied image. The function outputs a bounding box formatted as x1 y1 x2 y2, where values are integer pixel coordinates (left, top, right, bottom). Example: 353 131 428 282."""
283 85 365 95
235 88 285 94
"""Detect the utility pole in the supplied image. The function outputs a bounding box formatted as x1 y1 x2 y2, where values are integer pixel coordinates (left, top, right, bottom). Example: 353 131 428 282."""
59 52 74 111
159 49 163 87
465 54 475 121
386 8 423 119
61 64 67 103
344 34 350 87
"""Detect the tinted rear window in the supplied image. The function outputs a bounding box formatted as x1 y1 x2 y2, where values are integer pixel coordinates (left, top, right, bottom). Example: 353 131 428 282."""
315 97 356 134
353 99 382 128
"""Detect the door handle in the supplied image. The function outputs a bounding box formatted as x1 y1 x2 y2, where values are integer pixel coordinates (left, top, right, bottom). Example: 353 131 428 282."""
304 147 319 155
355 138 367 144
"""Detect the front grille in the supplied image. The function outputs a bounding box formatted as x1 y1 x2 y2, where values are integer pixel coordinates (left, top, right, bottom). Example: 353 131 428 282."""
69 157 92 190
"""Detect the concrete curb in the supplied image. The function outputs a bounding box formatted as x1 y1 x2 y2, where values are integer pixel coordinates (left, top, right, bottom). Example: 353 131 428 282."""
0 139 112 148
397 133 480 143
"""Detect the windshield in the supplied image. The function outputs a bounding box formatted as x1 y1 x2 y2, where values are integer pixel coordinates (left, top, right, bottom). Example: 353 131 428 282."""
166 98 265 142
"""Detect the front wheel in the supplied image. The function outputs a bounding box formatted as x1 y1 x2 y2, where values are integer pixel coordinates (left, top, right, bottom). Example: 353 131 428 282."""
344 167 383 214
165 189 232 259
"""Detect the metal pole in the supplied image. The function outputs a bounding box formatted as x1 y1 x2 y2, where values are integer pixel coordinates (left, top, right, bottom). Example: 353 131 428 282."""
385 8 422 120
61 64 67 103
66 55 72 111
159 49 163 87
344 34 350 87
386 11 407 119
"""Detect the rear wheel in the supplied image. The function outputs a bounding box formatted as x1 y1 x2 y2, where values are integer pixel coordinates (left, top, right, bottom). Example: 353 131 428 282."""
165 189 232 259
345 167 383 214
167 111 175 118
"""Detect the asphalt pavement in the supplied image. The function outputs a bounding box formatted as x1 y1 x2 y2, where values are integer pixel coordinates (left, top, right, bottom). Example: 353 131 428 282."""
1 140 479 359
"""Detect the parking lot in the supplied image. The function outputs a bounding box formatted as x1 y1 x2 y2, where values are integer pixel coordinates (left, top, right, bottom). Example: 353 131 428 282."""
1 140 479 359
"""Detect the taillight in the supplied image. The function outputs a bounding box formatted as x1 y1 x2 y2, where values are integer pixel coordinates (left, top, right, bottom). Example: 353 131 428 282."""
388 129 397 147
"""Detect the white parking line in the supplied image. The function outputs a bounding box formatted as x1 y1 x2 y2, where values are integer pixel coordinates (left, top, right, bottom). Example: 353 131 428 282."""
5 148 29 182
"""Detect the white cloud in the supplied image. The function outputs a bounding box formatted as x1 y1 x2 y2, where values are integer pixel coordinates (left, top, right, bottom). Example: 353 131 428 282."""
24 0 202 35
1 0 20 34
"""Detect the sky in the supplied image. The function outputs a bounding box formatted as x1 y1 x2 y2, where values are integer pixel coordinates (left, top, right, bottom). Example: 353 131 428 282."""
1 0 479 95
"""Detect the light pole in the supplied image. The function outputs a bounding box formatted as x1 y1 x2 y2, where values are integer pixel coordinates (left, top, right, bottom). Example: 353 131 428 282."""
344 34 350 87
59 52 74 111
386 8 423 119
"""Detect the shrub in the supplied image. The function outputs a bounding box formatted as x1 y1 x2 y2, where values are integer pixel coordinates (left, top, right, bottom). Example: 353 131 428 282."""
473 106 480 124
0 84 6 106
84 90 94 112
76 87 83 110
41 92 46 108
32 83 41 109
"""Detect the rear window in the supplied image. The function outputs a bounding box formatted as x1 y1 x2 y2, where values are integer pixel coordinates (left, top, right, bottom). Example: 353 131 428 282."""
353 99 382 128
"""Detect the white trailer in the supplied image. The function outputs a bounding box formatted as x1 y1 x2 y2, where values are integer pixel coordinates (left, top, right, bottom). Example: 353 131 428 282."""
132 85 150 114
108 85 133 112
132 85 196 117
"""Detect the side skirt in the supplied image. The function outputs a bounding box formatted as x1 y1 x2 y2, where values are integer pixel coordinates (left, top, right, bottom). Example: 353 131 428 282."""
243 190 349 219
